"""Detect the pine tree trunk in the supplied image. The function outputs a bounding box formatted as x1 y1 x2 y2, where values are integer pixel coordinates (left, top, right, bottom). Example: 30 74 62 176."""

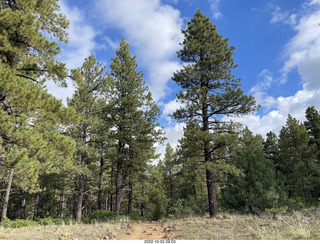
20 194 26 219
202 93 218 218
169 171 173 202
107 194 112 211
192 174 197 201
127 180 133 215
115 142 124 214
98 157 104 210
59 194 65 219
108 166 114 211
105 197 109 210
140 185 145 217
76 175 84 223
1 168 14 220
206 169 218 218
115 163 123 213
33 192 40 220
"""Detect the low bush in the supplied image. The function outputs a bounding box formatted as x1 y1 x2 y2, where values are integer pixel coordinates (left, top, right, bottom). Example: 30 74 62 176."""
1 218 37 228
129 214 147 222
1 217 68 228
82 210 119 224
37 217 62 226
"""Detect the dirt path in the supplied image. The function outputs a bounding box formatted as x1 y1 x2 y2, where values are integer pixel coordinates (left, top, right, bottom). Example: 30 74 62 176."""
121 222 175 240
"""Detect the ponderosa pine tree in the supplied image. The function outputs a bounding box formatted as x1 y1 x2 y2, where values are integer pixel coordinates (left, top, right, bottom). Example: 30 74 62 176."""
304 106 320 162
162 143 177 207
68 55 108 223
0 0 76 220
221 127 276 213
171 10 257 217
108 39 163 214
264 131 287 206
279 115 320 202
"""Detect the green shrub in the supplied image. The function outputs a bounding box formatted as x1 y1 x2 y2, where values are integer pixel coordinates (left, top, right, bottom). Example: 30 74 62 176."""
287 197 306 211
82 210 118 224
62 218 75 225
168 199 195 218
37 217 62 226
129 214 147 222
1 218 38 228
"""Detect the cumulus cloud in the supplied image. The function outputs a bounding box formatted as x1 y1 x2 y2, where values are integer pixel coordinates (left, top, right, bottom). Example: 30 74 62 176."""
149 61 183 101
236 2 320 137
103 36 119 50
282 8 320 90
156 122 185 161
162 98 183 117
232 88 320 137
269 5 297 26
95 0 184 102
58 0 97 68
46 0 98 104
208 0 223 19
251 69 274 93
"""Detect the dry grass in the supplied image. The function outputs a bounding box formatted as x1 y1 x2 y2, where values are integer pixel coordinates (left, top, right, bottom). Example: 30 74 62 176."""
2 208 320 240
170 208 320 240
0 221 129 240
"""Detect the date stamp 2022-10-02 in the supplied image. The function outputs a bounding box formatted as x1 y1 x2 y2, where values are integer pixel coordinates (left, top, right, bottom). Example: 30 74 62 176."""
144 240 176 244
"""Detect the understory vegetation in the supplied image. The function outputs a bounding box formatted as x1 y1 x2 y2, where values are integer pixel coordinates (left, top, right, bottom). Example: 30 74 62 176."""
172 208 320 240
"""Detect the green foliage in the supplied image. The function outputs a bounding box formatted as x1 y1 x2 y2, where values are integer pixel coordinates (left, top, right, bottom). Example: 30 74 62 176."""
0 0 77 221
171 9 258 217
0 217 62 228
222 128 277 213
305 106 320 152
37 217 62 226
279 115 320 202
146 165 168 220
107 39 164 214
129 214 147 222
265 206 288 214
82 210 118 224
168 199 196 218
1 218 37 228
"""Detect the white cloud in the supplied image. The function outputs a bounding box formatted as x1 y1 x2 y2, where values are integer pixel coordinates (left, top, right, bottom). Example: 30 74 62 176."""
237 2 320 137
208 0 223 19
97 0 183 101
233 88 320 137
149 61 183 101
156 122 185 161
282 7 320 90
58 0 97 69
251 69 274 92
103 36 118 50
96 0 184 102
310 0 320 6
162 98 184 117
46 0 98 104
268 4 297 27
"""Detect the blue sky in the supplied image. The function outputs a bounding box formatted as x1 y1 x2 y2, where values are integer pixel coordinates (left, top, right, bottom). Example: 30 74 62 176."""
47 0 320 158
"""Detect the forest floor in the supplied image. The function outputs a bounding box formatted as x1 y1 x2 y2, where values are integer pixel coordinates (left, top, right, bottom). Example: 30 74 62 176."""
0 220 175 240
121 221 175 240
1 208 320 240
170 208 320 240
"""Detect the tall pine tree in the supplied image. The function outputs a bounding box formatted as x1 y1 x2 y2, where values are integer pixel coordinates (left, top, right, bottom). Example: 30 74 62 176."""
279 115 320 202
108 39 163 214
68 55 108 223
0 0 75 220
171 10 257 217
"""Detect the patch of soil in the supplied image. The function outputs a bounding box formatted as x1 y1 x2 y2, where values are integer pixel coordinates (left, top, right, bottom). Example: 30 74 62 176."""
121 222 175 240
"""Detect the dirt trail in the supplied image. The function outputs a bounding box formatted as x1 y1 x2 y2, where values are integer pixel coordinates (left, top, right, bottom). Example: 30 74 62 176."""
121 222 175 240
